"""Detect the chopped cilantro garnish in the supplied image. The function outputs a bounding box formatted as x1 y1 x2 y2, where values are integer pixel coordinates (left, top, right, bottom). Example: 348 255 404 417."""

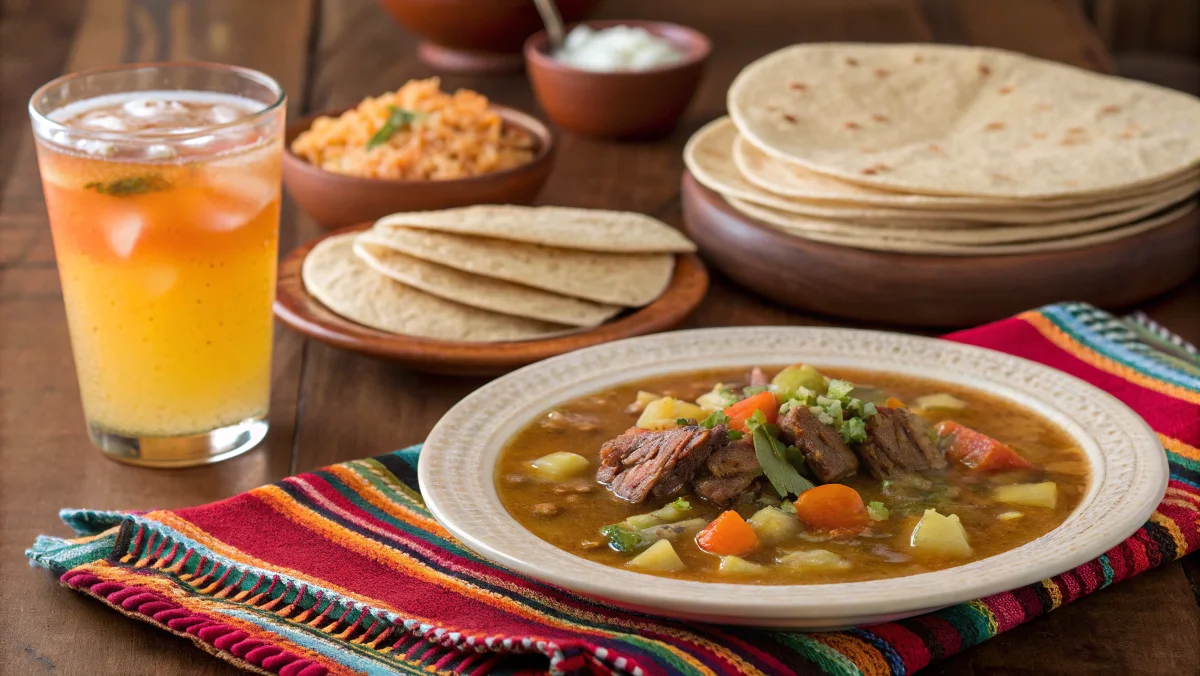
669 497 690 510
675 418 691 426
600 524 644 552
726 430 744 440
366 106 424 150
700 410 730 429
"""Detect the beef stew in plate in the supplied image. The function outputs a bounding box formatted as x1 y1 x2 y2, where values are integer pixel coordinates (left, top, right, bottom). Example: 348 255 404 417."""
496 365 1088 584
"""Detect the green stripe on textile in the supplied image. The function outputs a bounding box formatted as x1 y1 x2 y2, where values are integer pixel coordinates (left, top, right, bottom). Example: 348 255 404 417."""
933 602 995 647
1165 449 1200 473
770 633 863 676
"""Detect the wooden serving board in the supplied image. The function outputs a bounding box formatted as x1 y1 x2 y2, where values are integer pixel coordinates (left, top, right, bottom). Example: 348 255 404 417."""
681 172 1200 327
274 224 710 375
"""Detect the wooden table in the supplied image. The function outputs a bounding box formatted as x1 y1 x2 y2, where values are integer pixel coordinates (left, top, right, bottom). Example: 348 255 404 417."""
2 1 1198 674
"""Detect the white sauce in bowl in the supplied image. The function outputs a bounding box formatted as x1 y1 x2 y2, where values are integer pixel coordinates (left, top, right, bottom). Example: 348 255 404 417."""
553 25 683 72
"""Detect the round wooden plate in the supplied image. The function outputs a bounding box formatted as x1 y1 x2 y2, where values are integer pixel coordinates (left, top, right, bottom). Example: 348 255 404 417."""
274 224 710 375
681 171 1200 327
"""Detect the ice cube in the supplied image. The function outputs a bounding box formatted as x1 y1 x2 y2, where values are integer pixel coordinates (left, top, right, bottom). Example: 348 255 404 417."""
105 212 143 258
81 113 127 132
76 139 116 156
202 172 277 231
122 97 184 119
146 144 176 160
209 105 240 124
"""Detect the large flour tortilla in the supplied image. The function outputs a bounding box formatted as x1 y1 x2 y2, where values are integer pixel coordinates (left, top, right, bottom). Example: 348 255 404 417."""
687 117 1200 226
727 194 1194 245
362 227 675 306
354 237 622 327
735 201 1197 256
374 205 695 253
728 43 1200 198
302 233 570 342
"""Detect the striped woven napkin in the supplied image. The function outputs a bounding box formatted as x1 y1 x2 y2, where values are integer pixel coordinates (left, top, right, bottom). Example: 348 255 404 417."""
28 302 1200 676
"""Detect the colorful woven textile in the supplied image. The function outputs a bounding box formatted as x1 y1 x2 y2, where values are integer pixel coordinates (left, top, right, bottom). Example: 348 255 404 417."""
27 303 1200 676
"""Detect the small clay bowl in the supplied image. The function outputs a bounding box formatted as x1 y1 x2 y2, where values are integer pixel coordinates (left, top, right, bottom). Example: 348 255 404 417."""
525 20 711 139
282 104 555 229
377 0 601 73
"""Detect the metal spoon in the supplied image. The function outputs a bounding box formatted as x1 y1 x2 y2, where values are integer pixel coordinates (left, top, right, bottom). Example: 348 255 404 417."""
532 0 566 52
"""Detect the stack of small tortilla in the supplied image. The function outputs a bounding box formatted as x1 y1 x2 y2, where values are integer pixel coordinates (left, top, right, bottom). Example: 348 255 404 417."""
684 43 1200 254
302 205 696 342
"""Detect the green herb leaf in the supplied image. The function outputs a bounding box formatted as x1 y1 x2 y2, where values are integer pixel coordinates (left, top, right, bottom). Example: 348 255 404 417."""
752 425 816 498
699 410 730 429
84 174 171 196
726 430 744 440
867 501 890 521
366 106 424 150
600 523 645 552
675 418 691 426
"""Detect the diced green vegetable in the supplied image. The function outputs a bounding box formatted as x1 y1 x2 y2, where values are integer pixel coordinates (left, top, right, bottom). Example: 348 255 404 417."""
841 416 868 444
696 384 741 411
770 365 828 400
628 539 685 572
624 514 663 530
718 555 768 575
867 501 890 521
751 426 816 498
825 379 855 401
600 524 645 552
993 482 1057 508
748 506 801 544
742 385 768 397
780 500 797 514
649 498 692 523
913 393 968 411
776 549 851 571
910 509 972 558
529 452 590 481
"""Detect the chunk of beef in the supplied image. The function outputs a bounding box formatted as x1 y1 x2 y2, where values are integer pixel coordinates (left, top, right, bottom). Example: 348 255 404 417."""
777 406 860 482
597 425 724 503
857 407 947 479
691 436 765 508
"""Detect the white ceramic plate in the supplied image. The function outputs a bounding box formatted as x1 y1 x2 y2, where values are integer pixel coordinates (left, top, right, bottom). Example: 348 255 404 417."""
419 327 1167 629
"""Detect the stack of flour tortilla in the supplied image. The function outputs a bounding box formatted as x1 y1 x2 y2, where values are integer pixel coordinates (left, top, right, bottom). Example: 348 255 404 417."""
302 205 695 342
684 43 1200 254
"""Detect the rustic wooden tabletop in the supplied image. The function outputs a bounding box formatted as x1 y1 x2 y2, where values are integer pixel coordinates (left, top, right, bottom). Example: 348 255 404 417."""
2 1 1198 674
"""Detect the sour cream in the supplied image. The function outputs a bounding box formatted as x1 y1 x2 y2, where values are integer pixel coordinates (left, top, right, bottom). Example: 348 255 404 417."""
554 25 683 72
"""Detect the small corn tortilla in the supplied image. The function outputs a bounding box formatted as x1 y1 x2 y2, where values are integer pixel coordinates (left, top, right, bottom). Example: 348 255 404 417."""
353 236 622 327
302 233 571 342
362 227 676 307
374 205 696 253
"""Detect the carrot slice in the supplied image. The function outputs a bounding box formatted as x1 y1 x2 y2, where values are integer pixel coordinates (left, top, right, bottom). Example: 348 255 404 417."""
723 391 779 432
696 510 759 556
937 420 1032 471
793 484 869 531
885 397 906 409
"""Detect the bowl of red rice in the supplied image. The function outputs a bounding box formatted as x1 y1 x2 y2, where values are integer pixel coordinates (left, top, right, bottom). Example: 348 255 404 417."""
283 78 555 229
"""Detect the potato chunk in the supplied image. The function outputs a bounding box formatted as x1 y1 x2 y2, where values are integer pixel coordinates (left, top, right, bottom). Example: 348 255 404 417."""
719 555 768 575
628 539 685 573
636 397 705 430
994 482 1057 509
776 549 850 571
910 509 972 558
529 452 589 481
748 506 800 545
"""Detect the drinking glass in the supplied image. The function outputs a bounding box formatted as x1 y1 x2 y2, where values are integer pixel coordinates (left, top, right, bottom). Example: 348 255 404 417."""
29 63 286 467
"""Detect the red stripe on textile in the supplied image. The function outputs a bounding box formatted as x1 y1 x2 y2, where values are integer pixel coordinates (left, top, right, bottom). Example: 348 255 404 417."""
864 623 932 673
947 318 1200 446
911 615 962 657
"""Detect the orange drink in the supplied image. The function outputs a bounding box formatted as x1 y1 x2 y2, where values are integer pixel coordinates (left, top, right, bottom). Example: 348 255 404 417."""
29 64 285 466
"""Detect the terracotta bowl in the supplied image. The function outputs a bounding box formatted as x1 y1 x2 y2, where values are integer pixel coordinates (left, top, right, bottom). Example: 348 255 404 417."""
525 20 711 139
377 0 601 73
282 104 555 230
